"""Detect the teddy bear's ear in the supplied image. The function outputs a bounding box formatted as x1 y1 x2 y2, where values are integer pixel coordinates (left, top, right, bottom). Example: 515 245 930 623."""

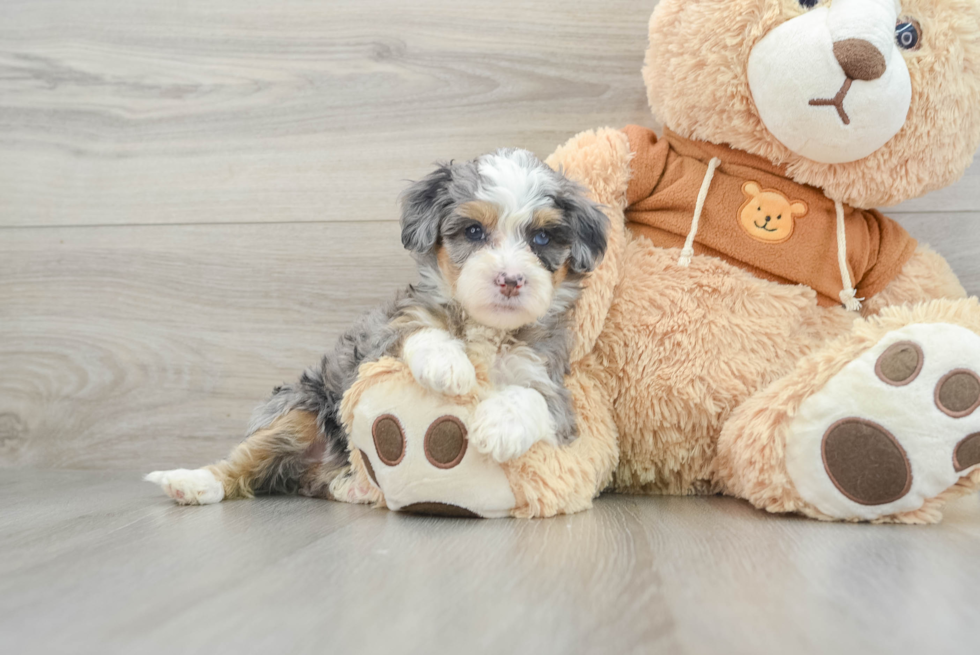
790 201 808 217
742 181 762 198
399 162 457 255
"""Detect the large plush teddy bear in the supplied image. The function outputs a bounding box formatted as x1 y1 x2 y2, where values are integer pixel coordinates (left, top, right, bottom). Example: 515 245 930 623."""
337 0 980 522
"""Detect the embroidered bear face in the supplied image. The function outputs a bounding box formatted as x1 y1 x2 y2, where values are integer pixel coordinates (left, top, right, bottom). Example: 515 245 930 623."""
738 181 808 244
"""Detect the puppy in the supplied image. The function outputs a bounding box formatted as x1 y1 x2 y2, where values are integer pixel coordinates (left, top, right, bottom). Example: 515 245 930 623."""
146 148 608 505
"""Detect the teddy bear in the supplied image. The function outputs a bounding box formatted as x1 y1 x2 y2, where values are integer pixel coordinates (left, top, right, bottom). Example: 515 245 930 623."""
337 0 980 523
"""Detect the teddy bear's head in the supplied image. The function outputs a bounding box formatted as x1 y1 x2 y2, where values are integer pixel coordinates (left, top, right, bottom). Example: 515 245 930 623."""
644 0 980 208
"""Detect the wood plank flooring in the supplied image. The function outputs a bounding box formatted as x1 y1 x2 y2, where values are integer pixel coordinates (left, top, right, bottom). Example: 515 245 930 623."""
1 470 979 655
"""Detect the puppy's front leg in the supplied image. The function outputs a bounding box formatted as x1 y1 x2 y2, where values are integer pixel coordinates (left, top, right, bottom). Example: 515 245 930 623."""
470 386 557 462
403 328 477 396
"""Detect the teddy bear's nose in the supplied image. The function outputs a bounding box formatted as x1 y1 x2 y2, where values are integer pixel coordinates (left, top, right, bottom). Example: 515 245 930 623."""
833 38 886 81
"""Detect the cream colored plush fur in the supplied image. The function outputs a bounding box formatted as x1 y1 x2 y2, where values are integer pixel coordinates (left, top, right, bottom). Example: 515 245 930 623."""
345 0 980 522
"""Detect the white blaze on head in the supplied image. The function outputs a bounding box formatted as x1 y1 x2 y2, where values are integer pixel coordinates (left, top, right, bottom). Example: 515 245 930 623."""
475 149 556 234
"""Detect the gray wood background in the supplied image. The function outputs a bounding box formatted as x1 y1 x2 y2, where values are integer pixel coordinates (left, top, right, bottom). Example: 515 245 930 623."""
1 0 979 471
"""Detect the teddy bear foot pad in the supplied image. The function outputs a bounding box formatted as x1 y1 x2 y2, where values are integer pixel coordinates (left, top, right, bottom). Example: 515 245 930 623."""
786 323 980 521
348 374 517 518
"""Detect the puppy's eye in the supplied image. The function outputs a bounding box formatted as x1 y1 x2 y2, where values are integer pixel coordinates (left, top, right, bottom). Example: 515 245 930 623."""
896 19 922 51
464 224 485 241
532 231 550 247
798 0 818 8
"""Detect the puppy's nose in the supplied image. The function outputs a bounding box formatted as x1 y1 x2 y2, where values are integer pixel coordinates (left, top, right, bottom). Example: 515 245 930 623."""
495 273 525 298
833 39 886 81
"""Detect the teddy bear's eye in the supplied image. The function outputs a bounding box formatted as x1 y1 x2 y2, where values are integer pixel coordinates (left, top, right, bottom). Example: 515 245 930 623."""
798 0 819 8
896 19 922 51
777 215 782 220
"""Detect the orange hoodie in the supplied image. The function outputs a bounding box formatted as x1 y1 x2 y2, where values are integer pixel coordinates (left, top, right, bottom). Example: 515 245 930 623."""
623 126 917 307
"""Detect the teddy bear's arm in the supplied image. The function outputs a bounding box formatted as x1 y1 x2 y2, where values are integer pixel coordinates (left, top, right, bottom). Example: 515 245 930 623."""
545 128 632 362
500 352 621 517
546 128 633 210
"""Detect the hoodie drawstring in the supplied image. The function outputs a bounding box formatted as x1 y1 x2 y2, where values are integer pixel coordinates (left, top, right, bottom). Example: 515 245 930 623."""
677 157 722 267
835 199 862 312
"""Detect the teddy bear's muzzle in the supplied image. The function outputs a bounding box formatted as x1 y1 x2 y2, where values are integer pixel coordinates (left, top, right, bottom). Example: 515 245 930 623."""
747 0 911 165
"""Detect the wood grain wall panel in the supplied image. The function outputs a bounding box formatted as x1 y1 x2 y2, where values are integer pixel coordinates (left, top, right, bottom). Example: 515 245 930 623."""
0 0 656 228
0 221 414 469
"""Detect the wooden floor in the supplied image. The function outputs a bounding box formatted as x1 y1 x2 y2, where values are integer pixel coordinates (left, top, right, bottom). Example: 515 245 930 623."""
0 470 978 655
3 1 980 652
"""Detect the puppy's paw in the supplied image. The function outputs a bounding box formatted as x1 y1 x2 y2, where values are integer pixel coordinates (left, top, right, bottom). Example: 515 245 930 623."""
327 465 384 505
553 419 579 446
145 468 224 505
470 386 556 462
404 329 477 396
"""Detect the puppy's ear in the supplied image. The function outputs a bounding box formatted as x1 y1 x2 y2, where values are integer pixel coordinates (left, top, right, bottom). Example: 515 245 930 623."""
400 163 455 255
553 184 609 273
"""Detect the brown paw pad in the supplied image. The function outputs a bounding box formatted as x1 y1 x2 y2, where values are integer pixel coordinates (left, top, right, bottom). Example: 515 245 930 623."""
358 449 380 487
400 501 481 518
935 369 980 418
822 419 912 506
875 341 923 386
424 416 467 469
954 433 980 473
372 414 406 466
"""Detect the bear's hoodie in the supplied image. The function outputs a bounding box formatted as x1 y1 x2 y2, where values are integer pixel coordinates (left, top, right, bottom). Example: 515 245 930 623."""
624 125 918 307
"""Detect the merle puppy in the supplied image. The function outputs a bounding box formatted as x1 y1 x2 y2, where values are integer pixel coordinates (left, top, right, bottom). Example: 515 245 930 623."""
146 148 608 505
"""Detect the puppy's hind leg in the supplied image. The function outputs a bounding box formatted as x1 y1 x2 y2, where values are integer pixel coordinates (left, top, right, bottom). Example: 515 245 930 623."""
146 410 332 505
146 298 396 506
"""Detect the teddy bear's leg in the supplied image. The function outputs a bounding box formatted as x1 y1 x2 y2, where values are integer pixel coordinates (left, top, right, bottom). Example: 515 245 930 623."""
342 357 618 518
342 359 518 518
714 297 980 523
